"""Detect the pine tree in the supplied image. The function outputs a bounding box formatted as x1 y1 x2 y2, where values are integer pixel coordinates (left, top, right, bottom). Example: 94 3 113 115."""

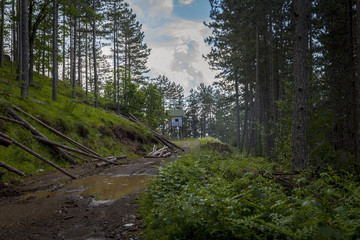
292 0 309 170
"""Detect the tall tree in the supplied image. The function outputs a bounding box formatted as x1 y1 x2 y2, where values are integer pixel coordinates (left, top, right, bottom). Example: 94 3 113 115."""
28 0 51 85
20 0 29 98
93 0 98 107
52 0 58 101
0 0 4 67
291 0 309 170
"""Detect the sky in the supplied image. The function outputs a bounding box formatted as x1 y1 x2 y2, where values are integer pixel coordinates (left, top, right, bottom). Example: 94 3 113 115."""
127 0 216 93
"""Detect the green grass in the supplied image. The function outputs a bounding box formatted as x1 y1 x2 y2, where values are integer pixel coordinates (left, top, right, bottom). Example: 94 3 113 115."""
0 59 156 182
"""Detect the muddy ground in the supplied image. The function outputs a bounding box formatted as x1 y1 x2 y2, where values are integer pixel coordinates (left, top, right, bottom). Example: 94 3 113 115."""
0 142 196 240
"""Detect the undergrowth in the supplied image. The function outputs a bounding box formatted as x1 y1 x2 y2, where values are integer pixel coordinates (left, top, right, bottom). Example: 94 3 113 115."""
139 139 360 240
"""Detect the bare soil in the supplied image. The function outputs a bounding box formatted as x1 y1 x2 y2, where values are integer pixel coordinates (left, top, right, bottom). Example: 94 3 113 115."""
0 142 195 240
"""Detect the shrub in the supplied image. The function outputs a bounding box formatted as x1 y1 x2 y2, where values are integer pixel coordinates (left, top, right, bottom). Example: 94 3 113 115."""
139 146 360 240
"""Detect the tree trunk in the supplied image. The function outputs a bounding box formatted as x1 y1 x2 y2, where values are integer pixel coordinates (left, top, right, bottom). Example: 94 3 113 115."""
28 1 33 85
93 0 98 108
0 0 5 67
355 0 360 171
62 11 66 81
85 22 88 97
240 83 249 153
11 0 16 73
69 15 73 83
77 19 81 87
247 82 256 157
52 0 58 101
16 0 22 82
267 18 275 158
113 3 117 103
292 0 309 171
235 77 241 151
72 16 77 98
255 25 261 155
29 36 35 84
20 0 29 98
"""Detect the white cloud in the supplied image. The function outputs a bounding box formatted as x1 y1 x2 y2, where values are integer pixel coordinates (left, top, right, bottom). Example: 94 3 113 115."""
179 0 195 5
128 0 173 23
127 0 217 94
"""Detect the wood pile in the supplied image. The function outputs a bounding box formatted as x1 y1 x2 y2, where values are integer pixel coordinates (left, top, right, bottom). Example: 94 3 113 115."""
146 146 172 158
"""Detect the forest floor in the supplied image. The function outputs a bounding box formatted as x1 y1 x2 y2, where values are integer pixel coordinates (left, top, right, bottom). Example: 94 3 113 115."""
0 141 198 240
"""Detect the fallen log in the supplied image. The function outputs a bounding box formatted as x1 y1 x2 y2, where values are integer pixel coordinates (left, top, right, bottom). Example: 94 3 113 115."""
0 115 25 125
0 91 12 97
92 155 127 162
7 108 76 164
12 105 102 157
33 136 119 165
94 155 127 167
0 136 12 147
162 152 172 158
0 161 25 176
65 151 90 162
0 132 76 179
147 146 169 157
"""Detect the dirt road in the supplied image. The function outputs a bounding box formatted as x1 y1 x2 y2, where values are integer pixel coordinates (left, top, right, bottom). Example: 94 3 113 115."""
0 150 184 240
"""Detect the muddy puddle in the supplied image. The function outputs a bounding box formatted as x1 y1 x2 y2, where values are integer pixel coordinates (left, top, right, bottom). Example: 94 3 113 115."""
24 174 152 201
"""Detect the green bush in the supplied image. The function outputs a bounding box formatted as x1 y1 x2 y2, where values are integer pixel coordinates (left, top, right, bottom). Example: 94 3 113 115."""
139 146 360 239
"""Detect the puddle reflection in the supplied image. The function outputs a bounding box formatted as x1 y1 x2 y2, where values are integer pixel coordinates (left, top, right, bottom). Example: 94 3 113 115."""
25 175 152 200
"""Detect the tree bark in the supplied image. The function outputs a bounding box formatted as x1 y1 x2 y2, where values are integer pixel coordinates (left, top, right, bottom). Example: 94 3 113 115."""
254 25 261 155
267 17 275 158
77 19 81 87
0 161 25 176
85 22 88 97
11 0 16 73
20 0 29 98
93 0 98 108
0 0 5 67
72 16 77 98
0 136 12 147
52 0 58 101
16 0 21 81
235 77 241 151
240 83 249 153
292 0 309 171
62 11 66 81
355 0 360 171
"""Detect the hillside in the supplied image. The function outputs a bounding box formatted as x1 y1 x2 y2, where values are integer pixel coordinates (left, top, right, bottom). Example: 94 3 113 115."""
0 59 157 182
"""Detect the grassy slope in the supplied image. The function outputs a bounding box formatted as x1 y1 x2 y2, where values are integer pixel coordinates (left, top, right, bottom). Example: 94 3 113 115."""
0 59 156 182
